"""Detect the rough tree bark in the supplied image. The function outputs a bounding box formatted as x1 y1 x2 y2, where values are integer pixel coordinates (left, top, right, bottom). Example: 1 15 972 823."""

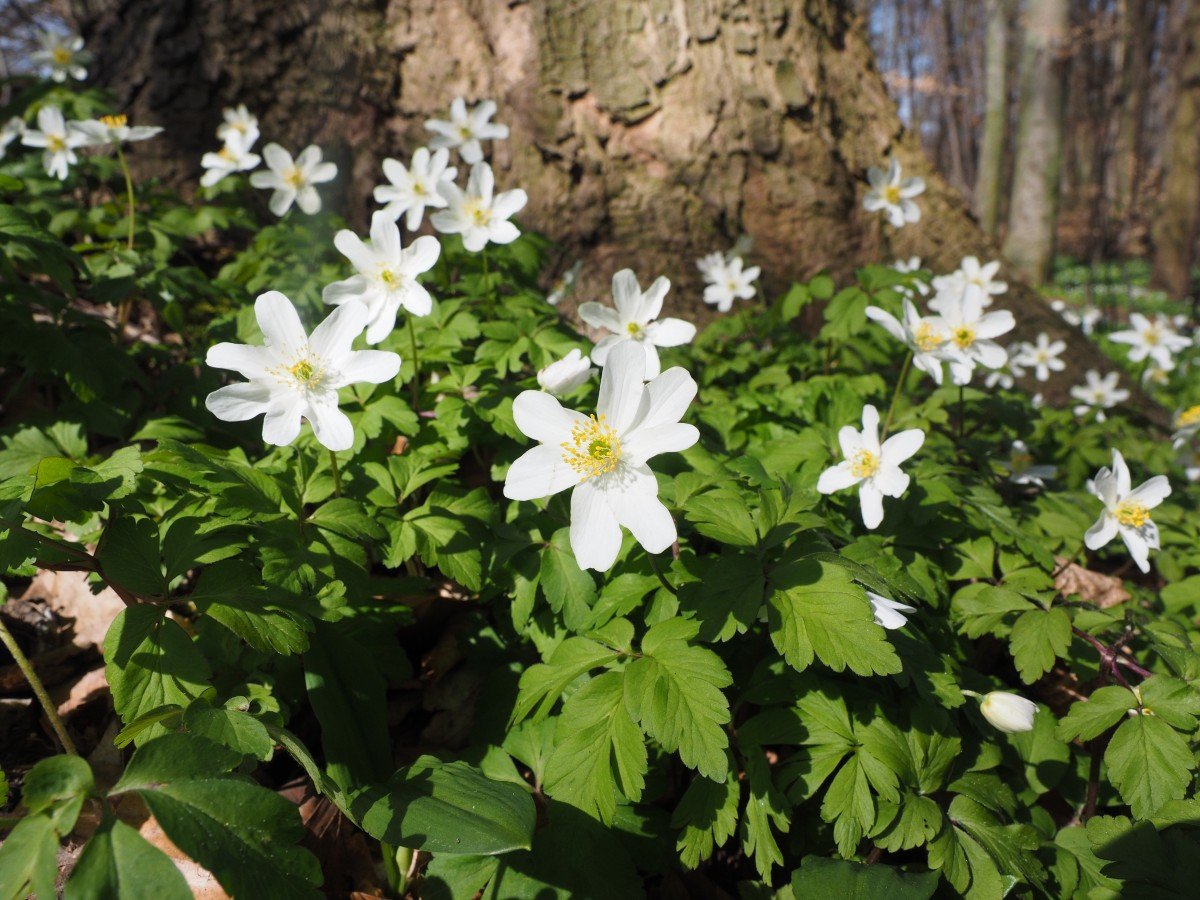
1112 0 1153 254
974 0 1009 237
1003 0 1068 284
68 0 1157 415
1151 0 1200 301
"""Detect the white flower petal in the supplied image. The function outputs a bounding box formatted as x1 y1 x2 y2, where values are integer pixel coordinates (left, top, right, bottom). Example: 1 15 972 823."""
503 444 580 500
512 390 586 444
570 481 623 571
205 382 272 421
597 340 648 433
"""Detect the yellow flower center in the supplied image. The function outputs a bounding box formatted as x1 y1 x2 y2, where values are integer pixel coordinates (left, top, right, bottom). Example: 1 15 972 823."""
288 359 323 389
913 322 942 352
100 114 127 129
412 182 426 196
849 449 880 479
218 146 235 161
626 321 644 339
1115 500 1150 528
285 167 305 188
883 185 901 205
561 415 622 479
379 269 400 288
52 47 72 65
465 201 490 226
952 325 976 349
1144 328 1160 346
1177 405 1200 428
1011 451 1032 473
47 134 66 153
458 125 473 140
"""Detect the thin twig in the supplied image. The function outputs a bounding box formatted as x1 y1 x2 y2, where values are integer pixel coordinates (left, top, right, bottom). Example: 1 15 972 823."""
0 614 77 755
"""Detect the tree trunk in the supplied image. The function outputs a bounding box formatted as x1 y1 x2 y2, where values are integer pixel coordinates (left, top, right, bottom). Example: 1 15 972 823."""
1003 0 1069 283
975 0 1009 237
1113 0 1153 254
68 0 1159 417
1151 0 1200 301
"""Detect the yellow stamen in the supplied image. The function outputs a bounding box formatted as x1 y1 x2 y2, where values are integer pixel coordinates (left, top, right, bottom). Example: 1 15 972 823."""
47 135 66 153
380 269 399 288
52 47 72 65
285 167 305 188
952 325 976 350
458 125 473 140
883 185 901 205
1177 405 1200 428
100 114 128 129
1144 328 1161 346
1115 500 1150 528
913 322 942 352
561 415 622 479
464 201 490 226
412 182 426 196
849 449 880 479
288 359 323 389
1011 451 1032 473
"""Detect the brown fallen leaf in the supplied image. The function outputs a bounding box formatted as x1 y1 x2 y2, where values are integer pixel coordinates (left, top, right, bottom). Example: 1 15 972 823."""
1055 559 1131 609
54 667 108 719
20 570 126 651
138 816 230 899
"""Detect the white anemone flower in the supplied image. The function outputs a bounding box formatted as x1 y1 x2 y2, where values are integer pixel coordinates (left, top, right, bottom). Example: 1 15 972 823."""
696 252 726 283
865 299 950 385
250 144 338 216
74 114 163 147
867 592 916 630
1084 449 1170 574
323 211 441 344
863 158 924 227
701 256 760 313
31 31 91 83
1001 440 1056 487
1071 370 1129 422
201 129 262 187
1171 404 1200 449
933 286 1015 385
431 162 527 252
1013 332 1066 382
1142 360 1174 387
978 692 1037 733
0 117 24 160
205 292 400 451
579 270 696 379
1060 304 1102 335
20 106 87 180
1178 444 1200 483
547 261 583 306
892 257 930 297
537 349 595 396
984 345 1027 390
932 257 1007 306
1108 313 1190 369
373 147 457 230
817 404 925 530
425 98 509 165
217 105 258 143
503 341 699 571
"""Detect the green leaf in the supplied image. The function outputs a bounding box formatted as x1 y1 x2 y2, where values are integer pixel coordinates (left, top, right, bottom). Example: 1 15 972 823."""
544 671 647 824
741 748 790 879
1009 606 1071 683
951 584 1035 639
1139 675 1200 730
684 489 759 547
352 756 536 855
1105 714 1195 818
111 734 321 900
0 815 59 900
511 619 633 724
104 606 212 744
183 701 274 760
20 755 93 816
65 818 192 900
671 769 740 868
1057 685 1138 742
677 551 764 642
623 618 732 780
96 517 166 599
790 856 938 900
540 526 596 629
767 558 901 676
309 498 386 541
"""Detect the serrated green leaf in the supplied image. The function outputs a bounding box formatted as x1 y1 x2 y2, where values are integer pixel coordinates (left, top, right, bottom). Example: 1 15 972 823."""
1105 714 1194 818
1057 685 1138 742
671 770 740 868
790 855 938 899
1009 606 1071 683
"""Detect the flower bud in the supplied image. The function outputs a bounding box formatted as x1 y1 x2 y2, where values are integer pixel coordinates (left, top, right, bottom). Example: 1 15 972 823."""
979 691 1037 733
537 349 594 397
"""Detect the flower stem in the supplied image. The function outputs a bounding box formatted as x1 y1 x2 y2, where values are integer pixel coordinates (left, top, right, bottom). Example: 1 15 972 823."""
956 385 965 442
647 551 677 595
328 450 342 498
408 316 421 412
881 350 912 441
0 613 77 755
115 143 136 251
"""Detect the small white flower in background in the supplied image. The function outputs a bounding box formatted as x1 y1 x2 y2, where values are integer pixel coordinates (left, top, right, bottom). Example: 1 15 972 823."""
817 404 925 530
373 147 457 231
1085 449 1170 574
1171 404 1200 448
503 341 699 572
431 161 527 252
217 105 258 143
547 260 583 306
933 286 1016 385
1071 370 1130 422
1031 393 1044 409
1142 360 1174 387
1054 301 1102 335
31 30 91 83
579 269 696 379
0 117 23 160
932 256 1007 306
865 299 950 385
250 144 338 217
978 692 1037 733
863 157 924 227
892 257 929 296
1109 313 1190 369
701 256 761 313
425 98 509 165
1178 444 1200 482
74 114 163 148
1013 332 1066 382
867 592 916 630
200 128 261 187
205 292 400 451
537 349 595 396
696 251 726 283
1001 440 1056 487
20 106 87 180
323 210 441 344
983 344 1027 390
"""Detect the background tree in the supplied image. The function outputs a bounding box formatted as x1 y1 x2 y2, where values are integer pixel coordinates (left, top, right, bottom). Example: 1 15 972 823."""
71 0 1149 409
975 0 1009 237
